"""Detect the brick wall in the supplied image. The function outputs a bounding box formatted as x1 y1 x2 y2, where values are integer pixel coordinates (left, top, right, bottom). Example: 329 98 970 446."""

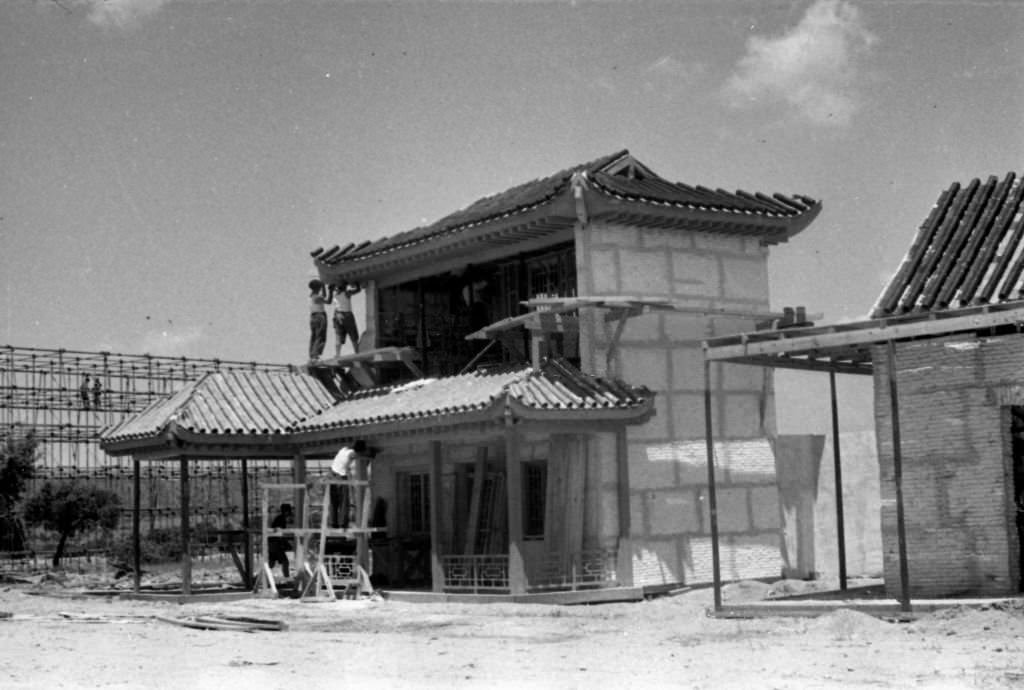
576 220 784 587
873 335 1021 597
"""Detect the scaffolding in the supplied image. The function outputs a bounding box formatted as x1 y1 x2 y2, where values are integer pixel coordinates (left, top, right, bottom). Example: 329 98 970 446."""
0 345 314 546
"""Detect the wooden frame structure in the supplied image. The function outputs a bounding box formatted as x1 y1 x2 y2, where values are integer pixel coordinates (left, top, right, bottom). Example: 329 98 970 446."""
702 301 1024 614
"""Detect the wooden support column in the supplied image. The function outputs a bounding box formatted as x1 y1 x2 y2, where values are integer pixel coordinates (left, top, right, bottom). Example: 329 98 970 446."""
132 457 141 593
505 424 527 595
829 372 848 591
241 458 252 589
615 428 633 587
704 359 722 612
887 340 912 613
355 454 369 574
429 441 444 592
179 456 191 596
293 450 307 567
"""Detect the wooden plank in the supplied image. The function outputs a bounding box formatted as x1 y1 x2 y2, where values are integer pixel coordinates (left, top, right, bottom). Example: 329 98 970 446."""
704 304 1024 362
429 441 444 592
505 428 526 595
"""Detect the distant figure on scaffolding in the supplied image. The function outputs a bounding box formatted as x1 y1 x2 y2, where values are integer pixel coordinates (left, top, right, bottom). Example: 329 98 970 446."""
331 279 361 357
79 376 91 410
329 440 367 528
308 278 328 361
91 378 102 409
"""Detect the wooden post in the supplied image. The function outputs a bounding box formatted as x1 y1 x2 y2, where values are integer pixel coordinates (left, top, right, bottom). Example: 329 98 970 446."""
829 371 848 591
887 340 912 613
132 456 141 593
615 428 633 587
704 359 722 612
355 455 369 574
505 425 527 595
241 458 252 589
429 441 444 592
464 447 488 555
293 450 307 568
260 487 269 586
179 456 191 596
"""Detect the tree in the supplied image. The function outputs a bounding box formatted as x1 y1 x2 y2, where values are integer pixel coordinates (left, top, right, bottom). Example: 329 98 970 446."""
0 431 38 552
24 482 121 567
0 431 38 515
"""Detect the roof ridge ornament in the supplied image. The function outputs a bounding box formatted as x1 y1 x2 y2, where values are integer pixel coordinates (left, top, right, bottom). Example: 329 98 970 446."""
571 170 589 225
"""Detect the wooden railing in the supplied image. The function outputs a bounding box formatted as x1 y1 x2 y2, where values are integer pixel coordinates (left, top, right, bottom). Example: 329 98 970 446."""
530 548 618 591
441 554 509 593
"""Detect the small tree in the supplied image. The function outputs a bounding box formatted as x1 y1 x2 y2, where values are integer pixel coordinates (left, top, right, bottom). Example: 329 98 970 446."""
24 482 121 567
0 431 38 552
0 431 38 514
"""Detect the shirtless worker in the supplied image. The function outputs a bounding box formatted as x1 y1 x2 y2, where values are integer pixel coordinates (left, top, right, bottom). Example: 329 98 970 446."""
331 279 362 357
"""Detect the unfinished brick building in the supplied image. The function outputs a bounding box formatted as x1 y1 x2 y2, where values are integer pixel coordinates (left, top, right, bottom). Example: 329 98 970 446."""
705 172 1024 602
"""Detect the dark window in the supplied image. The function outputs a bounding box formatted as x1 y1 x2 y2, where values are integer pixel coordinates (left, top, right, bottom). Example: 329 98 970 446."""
397 471 431 535
523 461 547 538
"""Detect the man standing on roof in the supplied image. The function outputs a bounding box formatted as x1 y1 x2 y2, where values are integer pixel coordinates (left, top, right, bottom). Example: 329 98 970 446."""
331 279 361 357
308 279 328 361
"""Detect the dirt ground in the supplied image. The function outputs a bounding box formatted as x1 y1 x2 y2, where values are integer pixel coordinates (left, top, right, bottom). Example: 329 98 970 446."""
3 569 1024 689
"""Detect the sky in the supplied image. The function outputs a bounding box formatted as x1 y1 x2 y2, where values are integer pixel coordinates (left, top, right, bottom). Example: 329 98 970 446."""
3 0 1024 435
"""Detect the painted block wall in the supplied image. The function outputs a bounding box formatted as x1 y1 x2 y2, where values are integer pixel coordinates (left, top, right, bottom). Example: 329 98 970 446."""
375 432 617 581
872 335 1020 597
575 220 784 587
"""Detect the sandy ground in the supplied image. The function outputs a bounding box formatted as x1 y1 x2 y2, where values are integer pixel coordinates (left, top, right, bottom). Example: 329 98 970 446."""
2 571 1024 689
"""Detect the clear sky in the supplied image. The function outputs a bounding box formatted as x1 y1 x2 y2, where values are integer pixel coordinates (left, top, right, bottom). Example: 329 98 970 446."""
3 0 1023 434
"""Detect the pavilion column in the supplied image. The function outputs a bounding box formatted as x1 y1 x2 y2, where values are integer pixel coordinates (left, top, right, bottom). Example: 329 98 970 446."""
703 358 723 612
179 456 191 596
505 425 527 595
355 453 369 575
615 427 633 587
293 450 307 566
241 458 252 588
429 441 444 592
132 456 141 593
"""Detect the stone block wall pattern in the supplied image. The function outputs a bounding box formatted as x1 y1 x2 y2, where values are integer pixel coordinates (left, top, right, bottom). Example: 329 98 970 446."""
872 335 1022 597
576 220 783 587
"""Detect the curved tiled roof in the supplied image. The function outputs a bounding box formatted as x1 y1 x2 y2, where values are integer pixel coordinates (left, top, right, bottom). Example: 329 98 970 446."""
100 370 336 445
311 150 820 270
873 173 1024 317
295 358 652 433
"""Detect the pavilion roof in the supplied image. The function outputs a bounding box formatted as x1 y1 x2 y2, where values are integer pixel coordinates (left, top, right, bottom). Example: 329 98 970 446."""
311 150 820 281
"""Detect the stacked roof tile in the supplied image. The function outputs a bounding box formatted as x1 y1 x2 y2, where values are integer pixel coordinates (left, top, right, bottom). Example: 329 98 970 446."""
873 173 1024 317
100 370 336 444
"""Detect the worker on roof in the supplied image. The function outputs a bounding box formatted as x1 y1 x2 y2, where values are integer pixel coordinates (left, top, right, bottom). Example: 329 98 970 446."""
331 278 362 357
308 279 328 361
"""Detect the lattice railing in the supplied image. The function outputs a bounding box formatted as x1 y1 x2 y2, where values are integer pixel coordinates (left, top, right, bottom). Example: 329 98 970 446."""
441 554 509 593
530 548 618 591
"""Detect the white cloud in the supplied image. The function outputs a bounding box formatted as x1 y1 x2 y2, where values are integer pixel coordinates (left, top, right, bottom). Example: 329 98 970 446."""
81 0 170 29
723 0 876 127
137 325 205 357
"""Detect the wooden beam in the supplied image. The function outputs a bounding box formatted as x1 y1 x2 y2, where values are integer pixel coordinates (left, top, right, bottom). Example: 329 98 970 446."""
429 441 444 593
241 458 252 589
505 426 527 595
705 303 1024 361
722 354 873 376
464 446 488 555
830 372 847 591
887 341 912 613
180 456 191 596
704 360 722 612
133 457 141 593
615 429 633 587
